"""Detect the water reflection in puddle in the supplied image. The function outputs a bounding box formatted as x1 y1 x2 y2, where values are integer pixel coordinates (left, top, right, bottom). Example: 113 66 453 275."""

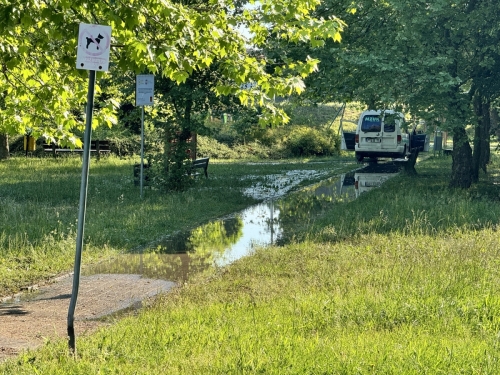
84 166 400 283
355 171 397 197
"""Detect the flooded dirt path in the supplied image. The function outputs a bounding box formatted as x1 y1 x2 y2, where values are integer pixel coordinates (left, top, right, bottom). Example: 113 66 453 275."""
0 161 402 361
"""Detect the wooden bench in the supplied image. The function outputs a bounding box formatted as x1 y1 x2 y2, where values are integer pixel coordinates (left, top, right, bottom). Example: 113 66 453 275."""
133 158 209 186
443 148 453 156
43 140 111 157
191 157 209 178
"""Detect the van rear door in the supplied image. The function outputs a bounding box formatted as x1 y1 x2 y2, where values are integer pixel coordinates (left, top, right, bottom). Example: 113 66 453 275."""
359 114 382 150
380 113 398 150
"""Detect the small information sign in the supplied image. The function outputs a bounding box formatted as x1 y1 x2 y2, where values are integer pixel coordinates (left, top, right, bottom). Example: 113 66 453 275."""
136 74 155 106
76 23 112 71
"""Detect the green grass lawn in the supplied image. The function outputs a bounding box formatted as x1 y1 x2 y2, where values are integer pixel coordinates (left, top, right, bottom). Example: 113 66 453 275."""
0 154 355 296
2 154 500 374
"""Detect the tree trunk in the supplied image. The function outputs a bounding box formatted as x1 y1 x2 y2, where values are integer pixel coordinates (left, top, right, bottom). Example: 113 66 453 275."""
472 96 490 182
402 148 419 176
492 108 499 140
0 133 9 160
480 101 491 170
161 91 195 191
472 121 480 182
450 126 473 188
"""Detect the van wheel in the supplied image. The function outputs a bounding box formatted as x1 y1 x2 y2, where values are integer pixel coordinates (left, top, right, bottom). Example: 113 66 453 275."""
355 153 364 162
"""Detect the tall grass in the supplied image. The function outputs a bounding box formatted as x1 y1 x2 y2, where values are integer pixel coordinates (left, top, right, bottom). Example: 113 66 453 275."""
300 156 500 244
3 230 500 373
2 154 500 373
0 155 355 295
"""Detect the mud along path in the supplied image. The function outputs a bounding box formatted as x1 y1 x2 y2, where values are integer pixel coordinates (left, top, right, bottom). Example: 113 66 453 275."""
0 274 175 362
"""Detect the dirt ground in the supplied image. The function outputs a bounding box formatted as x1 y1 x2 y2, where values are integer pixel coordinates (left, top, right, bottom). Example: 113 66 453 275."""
0 273 175 362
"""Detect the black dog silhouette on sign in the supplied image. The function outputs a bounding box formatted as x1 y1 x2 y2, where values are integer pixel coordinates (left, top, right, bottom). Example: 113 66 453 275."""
86 33 104 50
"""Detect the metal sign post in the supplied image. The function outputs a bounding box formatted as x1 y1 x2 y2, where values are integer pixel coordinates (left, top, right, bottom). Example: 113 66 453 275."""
135 74 154 198
68 23 111 354
141 105 145 198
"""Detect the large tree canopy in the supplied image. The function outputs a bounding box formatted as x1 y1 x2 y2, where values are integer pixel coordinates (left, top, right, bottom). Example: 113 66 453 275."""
276 0 500 188
0 0 344 147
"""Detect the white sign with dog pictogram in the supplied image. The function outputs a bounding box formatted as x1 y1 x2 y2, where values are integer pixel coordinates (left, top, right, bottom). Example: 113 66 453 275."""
76 23 112 71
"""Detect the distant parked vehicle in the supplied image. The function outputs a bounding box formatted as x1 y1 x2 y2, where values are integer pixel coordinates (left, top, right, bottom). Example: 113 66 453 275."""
354 110 409 162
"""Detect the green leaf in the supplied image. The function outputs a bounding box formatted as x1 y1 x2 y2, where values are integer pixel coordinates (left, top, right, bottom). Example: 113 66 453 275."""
170 71 189 84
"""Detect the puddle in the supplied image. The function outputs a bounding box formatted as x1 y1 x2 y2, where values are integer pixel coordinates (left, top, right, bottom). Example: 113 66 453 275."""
242 169 331 200
83 163 401 282
2 164 401 310
355 171 397 197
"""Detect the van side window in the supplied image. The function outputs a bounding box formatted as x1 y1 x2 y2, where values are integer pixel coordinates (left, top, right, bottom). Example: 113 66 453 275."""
361 115 381 132
383 114 397 132
384 120 396 132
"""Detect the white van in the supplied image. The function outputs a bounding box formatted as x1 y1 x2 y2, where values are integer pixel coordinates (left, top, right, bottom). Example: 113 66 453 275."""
355 110 409 162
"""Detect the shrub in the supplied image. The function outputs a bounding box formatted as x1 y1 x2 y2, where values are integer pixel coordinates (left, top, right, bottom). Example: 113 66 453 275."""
197 136 285 160
284 126 340 157
232 142 273 159
197 136 239 159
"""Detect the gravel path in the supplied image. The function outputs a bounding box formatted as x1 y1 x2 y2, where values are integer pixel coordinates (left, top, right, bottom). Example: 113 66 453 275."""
0 274 175 362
